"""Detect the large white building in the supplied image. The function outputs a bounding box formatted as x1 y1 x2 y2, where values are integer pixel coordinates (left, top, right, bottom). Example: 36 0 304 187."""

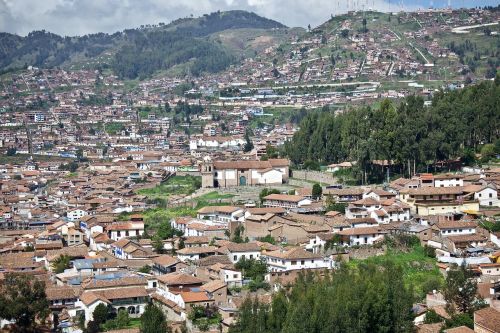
263 247 332 272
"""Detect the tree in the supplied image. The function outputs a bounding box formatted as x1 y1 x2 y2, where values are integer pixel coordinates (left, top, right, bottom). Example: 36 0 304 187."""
101 308 130 331
243 129 254 152
92 303 109 326
259 188 280 204
152 235 164 254
362 18 368 32
140 304 167 333
0 273 49 332
443 264 482 315
424 309 443 324
6 147 16 156
52 254 71 273
232 225 246 243
340 29 349 38
139 265 152 274
312 183 322 200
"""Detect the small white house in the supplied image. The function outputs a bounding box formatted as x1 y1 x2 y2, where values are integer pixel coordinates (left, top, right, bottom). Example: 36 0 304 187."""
67 209 88 222
224 242 261 263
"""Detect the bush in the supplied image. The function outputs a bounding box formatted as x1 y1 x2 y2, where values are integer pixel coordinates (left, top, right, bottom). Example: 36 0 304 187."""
424 309 443 324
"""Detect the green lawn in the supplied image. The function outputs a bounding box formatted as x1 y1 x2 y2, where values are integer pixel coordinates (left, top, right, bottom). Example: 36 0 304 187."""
196 191 235 201
348 244 443 300
137 175 201 199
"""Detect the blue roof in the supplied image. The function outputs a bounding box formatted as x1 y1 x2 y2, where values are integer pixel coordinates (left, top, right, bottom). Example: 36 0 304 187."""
73 259 98 270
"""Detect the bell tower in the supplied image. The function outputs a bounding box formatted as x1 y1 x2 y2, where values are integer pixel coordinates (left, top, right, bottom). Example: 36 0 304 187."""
201 157 214 188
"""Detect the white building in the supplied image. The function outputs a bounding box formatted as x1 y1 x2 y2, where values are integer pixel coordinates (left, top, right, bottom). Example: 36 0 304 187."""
67 209 88 222
434 174 464 187
196 206 245 224
224 242 261 263
263 194 312 210
263 247 332 272
336 226 385 246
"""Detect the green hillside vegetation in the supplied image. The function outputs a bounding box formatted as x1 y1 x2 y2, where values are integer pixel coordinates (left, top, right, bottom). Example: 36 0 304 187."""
284 79 500 183
0 10 287 78
230 260 415 333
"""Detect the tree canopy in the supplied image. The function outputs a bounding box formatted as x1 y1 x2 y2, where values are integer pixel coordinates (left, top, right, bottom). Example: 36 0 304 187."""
284 81 500 183
0 273 49 332
230 261 415 333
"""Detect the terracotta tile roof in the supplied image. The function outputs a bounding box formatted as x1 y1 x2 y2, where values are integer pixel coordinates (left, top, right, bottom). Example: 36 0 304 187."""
45 286 80 300
264 194 306 203
443 326 474 333
246 207 286 215
337 226 382 236
82 276 147 290
225 242 260 253
197 255 232 267
177 246 219 255
157 273 204 286
474 306 500 332
201 280 226 293
197 206 242 214
436 221 478 229
152 255 179 267
265 247 322 260
405 186 464 196
80 291 109 306
180 291 210 303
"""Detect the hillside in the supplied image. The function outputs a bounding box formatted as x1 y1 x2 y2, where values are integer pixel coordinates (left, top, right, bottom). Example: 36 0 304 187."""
0 10 289 78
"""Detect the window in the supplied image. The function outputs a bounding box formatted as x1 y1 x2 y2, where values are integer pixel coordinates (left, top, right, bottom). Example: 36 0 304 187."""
233 255 237 261
233 274 238 278
301 260 305 265
250 255 254 259
490 193 493 198
291 260 297 265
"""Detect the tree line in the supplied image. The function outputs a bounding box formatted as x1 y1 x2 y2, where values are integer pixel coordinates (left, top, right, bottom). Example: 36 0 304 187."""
230 261 415 333
284 79 500 182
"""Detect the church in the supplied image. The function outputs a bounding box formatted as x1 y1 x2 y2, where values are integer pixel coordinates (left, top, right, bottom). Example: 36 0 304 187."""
201 158 289 188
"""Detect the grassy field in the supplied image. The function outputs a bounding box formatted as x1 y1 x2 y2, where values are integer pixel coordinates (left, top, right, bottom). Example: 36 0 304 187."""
0 154 71 164
137 175 201 199
196 191 235 201
348 244 444 300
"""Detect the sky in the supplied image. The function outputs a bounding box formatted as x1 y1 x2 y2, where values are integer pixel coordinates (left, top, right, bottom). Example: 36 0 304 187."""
1 0 498 36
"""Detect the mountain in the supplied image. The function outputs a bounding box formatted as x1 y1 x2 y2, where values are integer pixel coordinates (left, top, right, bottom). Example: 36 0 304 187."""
0 10 288 78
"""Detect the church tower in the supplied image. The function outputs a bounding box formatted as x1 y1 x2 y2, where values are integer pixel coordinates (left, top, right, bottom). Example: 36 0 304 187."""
201 157 214 188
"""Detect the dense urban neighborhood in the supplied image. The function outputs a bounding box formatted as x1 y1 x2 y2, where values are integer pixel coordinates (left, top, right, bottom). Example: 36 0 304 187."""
0 4 500 333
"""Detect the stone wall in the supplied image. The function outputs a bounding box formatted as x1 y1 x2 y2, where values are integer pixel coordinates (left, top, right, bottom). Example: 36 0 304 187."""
291 170 337 185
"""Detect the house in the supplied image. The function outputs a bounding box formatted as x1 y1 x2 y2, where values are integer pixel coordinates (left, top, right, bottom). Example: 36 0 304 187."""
201 280 227 306
474 306 500 333
433 174 464 187
326 162 353 173
67 209 88 222
71 286 149 325
196 206 245 224
223 242 261 263
154 273 214 320
435 221 477 237
152 255 181 275
464 183 499 207
336 226 385 246
106 221 145 241
111 238 152 260
263 247 332 272
262 194 311 210
323 187 364 202
176 246 219 262
45 285 80 311
399 187 479 216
